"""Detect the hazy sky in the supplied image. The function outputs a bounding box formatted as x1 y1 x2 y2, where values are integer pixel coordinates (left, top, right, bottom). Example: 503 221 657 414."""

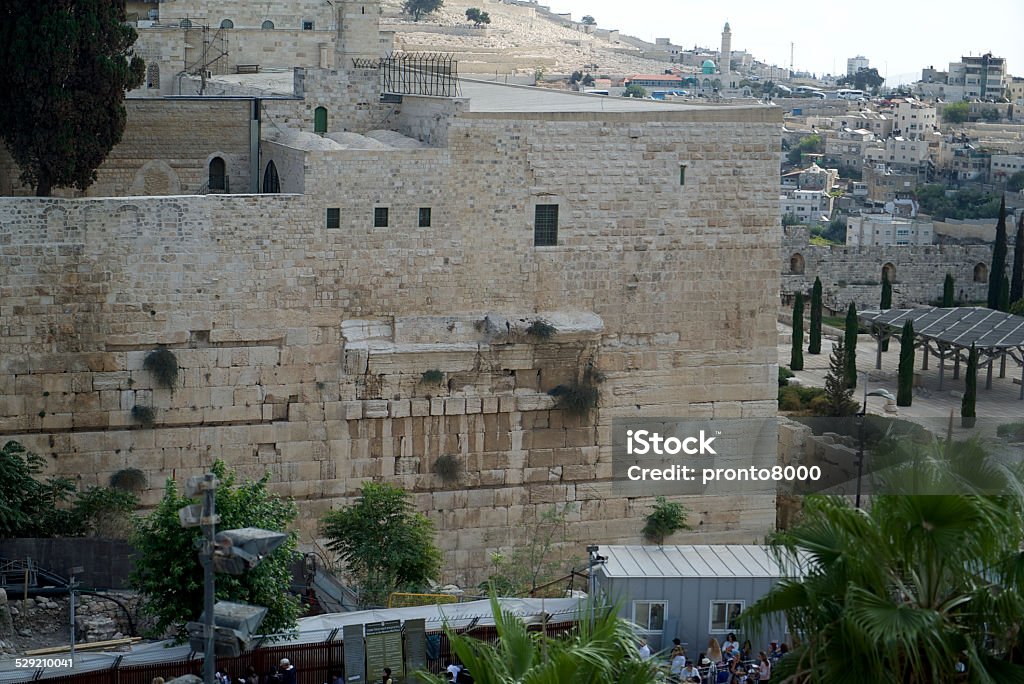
546 0 1024 85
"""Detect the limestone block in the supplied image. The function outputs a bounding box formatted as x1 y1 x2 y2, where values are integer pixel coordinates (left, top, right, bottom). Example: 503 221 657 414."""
389 399 410 418
482 397 499 413
499 395 517 413
342 401 363 420
363 400 389 419
464 397 482 414
444 398 465 415
430 398 445 416
410 399 430 417
516 394 556 412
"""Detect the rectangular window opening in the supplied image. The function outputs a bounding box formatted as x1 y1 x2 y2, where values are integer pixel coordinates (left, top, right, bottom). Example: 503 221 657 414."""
534 204 558 247
418 207 432 228
709 600 744 633
374 207 389 228
679 164 687 186
326 207 340 229
633 601 666 631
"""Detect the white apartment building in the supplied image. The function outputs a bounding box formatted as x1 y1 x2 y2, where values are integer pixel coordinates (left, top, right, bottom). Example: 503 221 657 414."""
781 189 834 224
847 55 869 76
836 111 894 138
991 154 1024 184
846 215 934 246
892 99 936 139
914 54 1007 101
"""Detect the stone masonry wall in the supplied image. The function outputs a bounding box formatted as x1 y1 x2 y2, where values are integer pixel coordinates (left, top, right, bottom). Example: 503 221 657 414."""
0 100 252 198
0 104 782 585
783 227 1003 310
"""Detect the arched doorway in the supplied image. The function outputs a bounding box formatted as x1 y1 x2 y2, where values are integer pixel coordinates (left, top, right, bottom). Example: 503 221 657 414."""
262 161 280 193
208 157 226 192
882 262 896 284
974 263 988 282
789 253 805 275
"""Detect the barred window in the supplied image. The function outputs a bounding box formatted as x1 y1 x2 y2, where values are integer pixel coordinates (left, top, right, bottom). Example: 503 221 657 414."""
534 204 558 246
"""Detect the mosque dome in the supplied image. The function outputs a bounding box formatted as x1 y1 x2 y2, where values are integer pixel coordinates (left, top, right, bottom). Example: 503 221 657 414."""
701 59 716 74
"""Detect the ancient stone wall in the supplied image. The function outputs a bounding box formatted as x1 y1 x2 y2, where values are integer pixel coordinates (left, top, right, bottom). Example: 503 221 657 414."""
0 104 782 585
0 100 253 198
783 227 1003 310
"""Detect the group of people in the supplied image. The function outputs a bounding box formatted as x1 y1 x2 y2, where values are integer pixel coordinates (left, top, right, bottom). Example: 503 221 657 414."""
639 633 790 683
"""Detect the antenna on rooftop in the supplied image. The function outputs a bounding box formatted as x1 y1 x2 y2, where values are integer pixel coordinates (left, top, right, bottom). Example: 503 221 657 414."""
790 42 794 76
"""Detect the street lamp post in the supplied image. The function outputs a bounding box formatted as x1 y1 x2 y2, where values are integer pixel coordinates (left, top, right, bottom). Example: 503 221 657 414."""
855 377 896 508
68 566 84 659
586 545 606 633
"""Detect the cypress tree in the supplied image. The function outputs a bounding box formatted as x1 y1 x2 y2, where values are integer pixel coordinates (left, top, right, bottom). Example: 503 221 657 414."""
942 273 955 307
1011 213 1024 305
896 320 914 407
988 197 1008 309
824 338 856 417
961 343 977 428
879 271 892 351
999 275 1010 312
844 302 858 389
809 277 823 355
791 292 804 370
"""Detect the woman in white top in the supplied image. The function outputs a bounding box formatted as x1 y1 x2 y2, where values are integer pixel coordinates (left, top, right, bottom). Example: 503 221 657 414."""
758 651 771 681
722 633 740 658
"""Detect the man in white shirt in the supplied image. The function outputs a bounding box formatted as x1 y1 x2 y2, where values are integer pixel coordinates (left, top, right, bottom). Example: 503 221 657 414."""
679 661 701 682
638 639 652 659
445 662 462 682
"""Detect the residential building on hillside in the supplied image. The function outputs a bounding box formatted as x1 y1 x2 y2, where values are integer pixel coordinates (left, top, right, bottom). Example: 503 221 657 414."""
825 128 875 169
781 163 837 191
781 188 834 224
892 99 937 140
847 214 934 246
991 154 1024 184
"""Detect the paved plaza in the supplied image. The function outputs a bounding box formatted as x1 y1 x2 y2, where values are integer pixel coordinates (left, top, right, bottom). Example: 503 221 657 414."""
778 322 1024 439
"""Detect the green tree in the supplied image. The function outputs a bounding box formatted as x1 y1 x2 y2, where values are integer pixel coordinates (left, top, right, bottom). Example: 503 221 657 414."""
320 482 442 607
999 274 1010 312
740 485 1024 682
71 485 139 538
402 0 443 21
1011 298 1024 316
988 196 1008 309
798 134 823 153
980 108 1000 122
0 0 144 196
962 344 977 427
641 496 692 546
791 292 804 370
130 461 300 640
823 338 857 417
942 272 955 306
0 441 76 538
623 83 646 98
838 67 884 93
465 7 490 26
1008 170 1024 193
896 320 915 407
844 302 858 389
479 504 576 596
943 100 970 123
581 15 596 25
1011 213 1024 304
809 277 823 354
419 595 662 684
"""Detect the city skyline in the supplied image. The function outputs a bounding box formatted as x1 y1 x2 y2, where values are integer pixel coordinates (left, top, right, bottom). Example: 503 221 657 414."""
549 0 1024 86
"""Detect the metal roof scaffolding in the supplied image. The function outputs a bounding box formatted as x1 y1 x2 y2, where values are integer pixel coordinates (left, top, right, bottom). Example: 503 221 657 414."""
859 307 1024 399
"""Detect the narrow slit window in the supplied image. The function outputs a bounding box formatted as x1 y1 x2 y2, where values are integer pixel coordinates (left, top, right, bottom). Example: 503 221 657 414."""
679 164 687 186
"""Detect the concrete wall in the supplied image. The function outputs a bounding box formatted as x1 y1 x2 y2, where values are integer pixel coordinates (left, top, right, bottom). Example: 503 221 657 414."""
0 102 782 585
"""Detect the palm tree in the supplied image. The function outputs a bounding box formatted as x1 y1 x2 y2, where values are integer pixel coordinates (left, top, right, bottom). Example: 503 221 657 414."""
739 442 1024 683
419 595 662 684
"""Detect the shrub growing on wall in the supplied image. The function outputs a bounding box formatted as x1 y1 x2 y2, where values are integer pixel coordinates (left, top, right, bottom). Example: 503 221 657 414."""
144 348 179 391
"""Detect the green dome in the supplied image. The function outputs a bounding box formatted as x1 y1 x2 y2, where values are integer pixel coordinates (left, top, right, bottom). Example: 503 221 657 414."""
701 59 716 74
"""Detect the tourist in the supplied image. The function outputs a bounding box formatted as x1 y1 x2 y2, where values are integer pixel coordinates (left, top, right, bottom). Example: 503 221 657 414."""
722 633 740 658
669 637 685 660
679 659 701 682
445 661 462 682
669 649 687 681
707 637 723 663
741 639 752 660
278 659 297 684
702 656 718 683
638 638 652 659
758 651 771 681
381 668 393 684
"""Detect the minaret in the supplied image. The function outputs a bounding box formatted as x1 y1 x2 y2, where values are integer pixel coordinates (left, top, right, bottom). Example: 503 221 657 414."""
337 0 382 66
720 22 732 78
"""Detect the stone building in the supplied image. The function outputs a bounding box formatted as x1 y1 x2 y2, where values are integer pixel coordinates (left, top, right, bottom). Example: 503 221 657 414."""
0 1 782 584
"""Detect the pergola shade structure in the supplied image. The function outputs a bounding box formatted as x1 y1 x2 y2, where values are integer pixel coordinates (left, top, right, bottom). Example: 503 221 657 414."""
859 307 1024 399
